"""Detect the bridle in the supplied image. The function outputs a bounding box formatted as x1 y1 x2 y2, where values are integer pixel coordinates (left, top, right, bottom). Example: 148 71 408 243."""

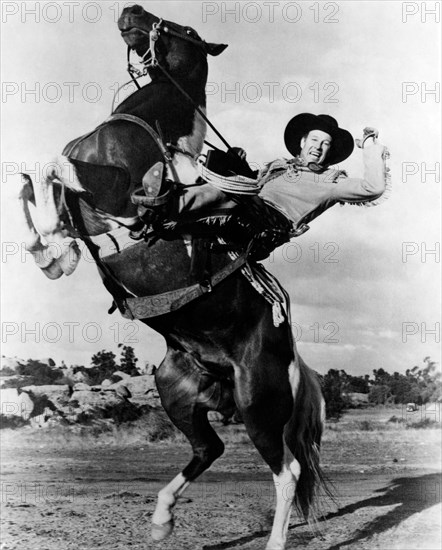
126 19 162 84
124 18 232 152
127 18 208 82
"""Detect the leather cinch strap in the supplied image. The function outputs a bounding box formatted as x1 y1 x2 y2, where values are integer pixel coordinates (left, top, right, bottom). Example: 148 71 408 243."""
120 254 247 319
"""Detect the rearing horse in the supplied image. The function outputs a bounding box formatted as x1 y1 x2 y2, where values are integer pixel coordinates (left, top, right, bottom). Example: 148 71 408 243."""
18 6 326 549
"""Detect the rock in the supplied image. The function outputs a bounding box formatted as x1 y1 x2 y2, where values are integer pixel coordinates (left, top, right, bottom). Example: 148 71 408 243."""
68 389 139 423
0 388 34 420
101 379 112 388
111 370 132 381
138 361 156 375
41 358 56 367
1 356 25 374
20 385 72 420
29 406 59 428
343 392 369 405
72 370 90 384
73 382 91 391
108 381 132 399
123 375 157 396
115 385 131 399
21 385 71 402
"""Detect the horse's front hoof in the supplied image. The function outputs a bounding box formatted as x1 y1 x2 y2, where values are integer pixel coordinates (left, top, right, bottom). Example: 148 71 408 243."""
265 539 285 550
58 240 81 276
151 519 174 541
41 260 64 280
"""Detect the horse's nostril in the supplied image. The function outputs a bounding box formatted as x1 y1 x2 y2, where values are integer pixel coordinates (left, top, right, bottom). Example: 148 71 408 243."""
129 5 144 15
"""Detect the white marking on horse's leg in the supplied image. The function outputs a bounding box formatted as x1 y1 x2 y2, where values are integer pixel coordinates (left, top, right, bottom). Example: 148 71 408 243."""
32 170 63 239
266 443 300 550
151 472 189 541
20 166 81 276
288 358 301 402
17 178 64 278
27 199 80 276
266 357 301 550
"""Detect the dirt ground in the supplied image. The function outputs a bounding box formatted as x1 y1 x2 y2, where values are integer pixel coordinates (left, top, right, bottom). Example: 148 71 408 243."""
1 410 441 550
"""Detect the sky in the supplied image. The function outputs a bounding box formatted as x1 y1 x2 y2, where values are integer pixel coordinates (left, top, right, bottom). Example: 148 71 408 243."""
1 0 441 376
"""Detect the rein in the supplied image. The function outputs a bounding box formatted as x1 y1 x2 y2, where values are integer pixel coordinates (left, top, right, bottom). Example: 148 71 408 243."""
154 62 232 151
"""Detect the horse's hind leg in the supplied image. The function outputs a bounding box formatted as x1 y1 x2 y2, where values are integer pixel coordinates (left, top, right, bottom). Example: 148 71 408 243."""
234 358 300 550
151 349 235 541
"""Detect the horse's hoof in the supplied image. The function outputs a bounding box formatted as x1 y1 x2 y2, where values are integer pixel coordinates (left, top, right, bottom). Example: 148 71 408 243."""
265 537 285 550
151 519 174 541
41 260 64 280
58 240 81 276
34 247 56 269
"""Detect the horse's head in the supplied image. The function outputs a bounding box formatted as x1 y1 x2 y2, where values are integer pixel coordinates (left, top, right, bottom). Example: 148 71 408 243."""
118 5 227 82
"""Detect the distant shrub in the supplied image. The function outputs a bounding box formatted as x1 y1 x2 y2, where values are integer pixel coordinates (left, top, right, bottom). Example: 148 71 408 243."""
0 367 16 376
388 415 407 424
358 420 374 431
2 376 35 389
0 414 29 429
407 417 440 429
15 360 63 386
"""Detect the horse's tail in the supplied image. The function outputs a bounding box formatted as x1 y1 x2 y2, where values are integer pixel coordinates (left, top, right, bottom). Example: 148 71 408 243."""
284 355 330 520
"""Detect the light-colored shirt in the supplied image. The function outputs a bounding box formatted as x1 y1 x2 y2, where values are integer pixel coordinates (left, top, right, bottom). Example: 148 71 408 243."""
258 143 389 228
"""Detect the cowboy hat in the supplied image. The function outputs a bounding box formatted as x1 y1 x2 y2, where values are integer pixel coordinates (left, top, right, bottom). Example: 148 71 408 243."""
284 113 354 165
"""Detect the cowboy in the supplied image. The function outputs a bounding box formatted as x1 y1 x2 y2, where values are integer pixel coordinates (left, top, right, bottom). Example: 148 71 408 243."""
252 114 389 234
138 113 389 255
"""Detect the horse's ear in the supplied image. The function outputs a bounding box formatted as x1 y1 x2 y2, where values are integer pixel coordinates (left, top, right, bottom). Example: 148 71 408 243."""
204 42 228 56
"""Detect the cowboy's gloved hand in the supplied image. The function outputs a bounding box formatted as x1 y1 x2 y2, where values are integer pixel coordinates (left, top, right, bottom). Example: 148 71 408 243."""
356 127 380 149
229 147 247 161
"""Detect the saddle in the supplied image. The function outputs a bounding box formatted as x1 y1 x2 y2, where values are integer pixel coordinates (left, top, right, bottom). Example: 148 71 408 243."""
62 80 198 216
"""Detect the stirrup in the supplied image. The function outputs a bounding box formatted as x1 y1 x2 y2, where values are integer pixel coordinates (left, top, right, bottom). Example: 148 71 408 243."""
131 162 173 208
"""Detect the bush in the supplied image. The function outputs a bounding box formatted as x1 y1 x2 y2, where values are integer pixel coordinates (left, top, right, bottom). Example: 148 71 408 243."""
0 366 16 376
2 376 35 389
0 414 30 429
388 415 407 424
320 369 347 419
15 360 63 386
358 420 374 431
407 417 440 429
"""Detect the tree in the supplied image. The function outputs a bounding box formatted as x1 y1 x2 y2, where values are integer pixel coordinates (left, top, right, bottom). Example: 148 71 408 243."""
368 384 391 405
369 358 441 405
119 345 139 376
320 369 347 419
87 350 118 384
15 359 63 386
